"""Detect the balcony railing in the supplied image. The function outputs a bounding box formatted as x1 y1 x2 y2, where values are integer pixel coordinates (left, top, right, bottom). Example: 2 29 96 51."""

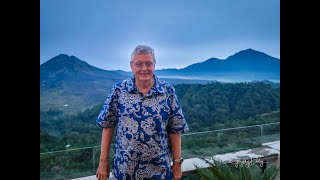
40 122 280 180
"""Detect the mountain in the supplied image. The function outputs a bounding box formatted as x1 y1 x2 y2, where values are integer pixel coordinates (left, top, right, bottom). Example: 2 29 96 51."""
40 49 280 114
155 49 280 82
40 54 130 114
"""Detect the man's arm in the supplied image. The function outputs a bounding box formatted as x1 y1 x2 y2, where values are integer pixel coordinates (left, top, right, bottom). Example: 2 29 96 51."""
96 127 114 180
170 133 182 180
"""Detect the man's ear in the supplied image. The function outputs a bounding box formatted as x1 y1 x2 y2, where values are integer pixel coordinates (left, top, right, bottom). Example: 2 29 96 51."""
130 62 134 70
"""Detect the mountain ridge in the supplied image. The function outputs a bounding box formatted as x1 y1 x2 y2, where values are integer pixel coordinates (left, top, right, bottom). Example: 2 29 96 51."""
155 48 279 81
40 48 280 114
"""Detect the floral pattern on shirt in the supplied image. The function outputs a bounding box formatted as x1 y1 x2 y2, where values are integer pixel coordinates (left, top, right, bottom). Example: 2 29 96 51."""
96 75 189 180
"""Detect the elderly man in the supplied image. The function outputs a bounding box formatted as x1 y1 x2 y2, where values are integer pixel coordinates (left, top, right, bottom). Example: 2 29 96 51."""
96 45 189 180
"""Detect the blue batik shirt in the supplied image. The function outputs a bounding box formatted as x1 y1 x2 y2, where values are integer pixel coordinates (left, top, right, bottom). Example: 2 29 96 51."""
96 75 189 180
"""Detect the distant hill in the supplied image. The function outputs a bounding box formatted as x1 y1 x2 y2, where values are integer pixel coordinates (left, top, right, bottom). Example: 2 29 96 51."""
155 49 280 82
40 55 213 114
40 54 130 114
40 49 280 114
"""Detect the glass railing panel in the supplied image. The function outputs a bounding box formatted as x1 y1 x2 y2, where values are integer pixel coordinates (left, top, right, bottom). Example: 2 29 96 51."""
40 148 94 180
181 122 280 159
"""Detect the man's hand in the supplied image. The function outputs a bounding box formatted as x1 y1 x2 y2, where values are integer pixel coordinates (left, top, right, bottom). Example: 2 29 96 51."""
96 161 110 180
172 163 182 180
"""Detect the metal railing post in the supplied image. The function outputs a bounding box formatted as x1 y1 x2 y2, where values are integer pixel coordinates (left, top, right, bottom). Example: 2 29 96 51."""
93 146 95 174
260 125 263 136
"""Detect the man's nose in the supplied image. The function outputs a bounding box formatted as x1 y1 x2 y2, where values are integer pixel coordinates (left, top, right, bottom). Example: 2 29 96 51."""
141 64 148 70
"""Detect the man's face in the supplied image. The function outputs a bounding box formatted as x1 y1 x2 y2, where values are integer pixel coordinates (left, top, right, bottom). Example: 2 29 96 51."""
130 53 155 83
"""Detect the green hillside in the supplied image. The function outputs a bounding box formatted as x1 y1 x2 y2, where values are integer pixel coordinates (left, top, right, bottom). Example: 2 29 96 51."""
40 81 280 153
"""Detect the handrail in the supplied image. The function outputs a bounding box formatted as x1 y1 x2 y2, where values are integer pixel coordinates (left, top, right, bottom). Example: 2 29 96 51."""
183 122 279 136
40 145 100 155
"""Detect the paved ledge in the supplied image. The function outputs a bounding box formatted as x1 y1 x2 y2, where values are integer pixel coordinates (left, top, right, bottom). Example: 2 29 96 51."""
262 140 280 151
183 141 280 176
71 141 280 180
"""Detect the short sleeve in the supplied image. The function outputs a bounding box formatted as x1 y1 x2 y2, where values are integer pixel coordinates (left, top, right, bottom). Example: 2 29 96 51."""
96 85 119 128
167 86 189 134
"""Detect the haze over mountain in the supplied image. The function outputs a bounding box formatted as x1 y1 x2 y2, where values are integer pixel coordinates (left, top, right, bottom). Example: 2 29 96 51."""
40 49 280 114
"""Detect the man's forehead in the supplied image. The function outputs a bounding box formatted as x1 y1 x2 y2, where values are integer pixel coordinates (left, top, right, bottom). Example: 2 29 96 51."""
132 54 154 61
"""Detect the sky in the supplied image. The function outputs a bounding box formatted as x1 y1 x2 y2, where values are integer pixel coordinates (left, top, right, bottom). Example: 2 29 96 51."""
40 0 280 71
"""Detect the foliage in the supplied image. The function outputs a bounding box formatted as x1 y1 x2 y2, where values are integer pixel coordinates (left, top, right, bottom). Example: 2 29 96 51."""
195 159 280 180
175 82 280 131
40 81 280 153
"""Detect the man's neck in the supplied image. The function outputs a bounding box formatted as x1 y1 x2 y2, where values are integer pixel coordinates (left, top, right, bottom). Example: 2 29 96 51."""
135 78 154 94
